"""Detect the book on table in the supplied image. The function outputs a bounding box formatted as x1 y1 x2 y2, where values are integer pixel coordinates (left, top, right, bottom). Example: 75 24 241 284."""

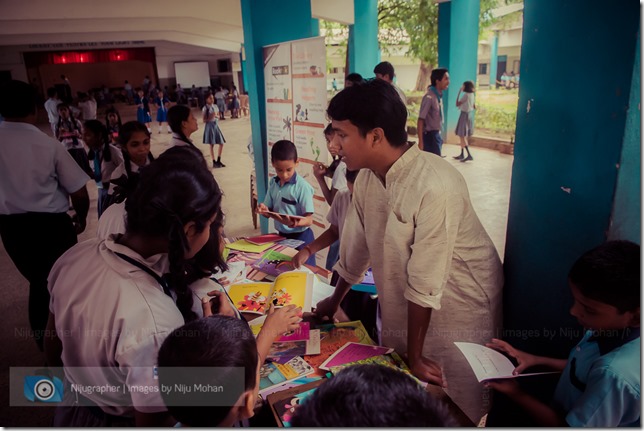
266 378 326 427
244 233 285 245
454 342 560 382
259 356 314 396
251 249 294 278
225 271 314 316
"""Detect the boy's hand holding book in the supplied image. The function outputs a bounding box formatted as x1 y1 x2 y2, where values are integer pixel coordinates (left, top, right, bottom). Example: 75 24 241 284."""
486 338 539 375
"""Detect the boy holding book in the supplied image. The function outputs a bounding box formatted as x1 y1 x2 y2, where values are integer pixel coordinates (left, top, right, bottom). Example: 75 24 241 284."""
486 240 640 427
257 140 316 266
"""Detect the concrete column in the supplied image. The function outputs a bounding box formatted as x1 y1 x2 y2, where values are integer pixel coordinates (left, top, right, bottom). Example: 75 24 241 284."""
503 0 640 356
609 30 641 243
348 0 379 77
489 31 499 88
438 0 480 136
240 0 319 233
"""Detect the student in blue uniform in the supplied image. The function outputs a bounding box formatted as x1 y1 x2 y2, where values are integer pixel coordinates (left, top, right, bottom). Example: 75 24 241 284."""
485 240 640 427
135 88 151 131
202 93 226 168
154 90 170 134
257 140 316 266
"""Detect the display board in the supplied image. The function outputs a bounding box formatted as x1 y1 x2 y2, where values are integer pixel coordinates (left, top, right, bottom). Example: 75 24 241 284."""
174 61 210 88
263 37 330 264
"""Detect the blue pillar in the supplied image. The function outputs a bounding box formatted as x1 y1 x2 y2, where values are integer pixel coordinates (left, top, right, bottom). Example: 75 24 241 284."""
348 0 379 77
437 3 451 69
241 0 319 233
609 30 641 243
438 0 480 136
489 31 499 88
240 47 248 94
503 0 640 356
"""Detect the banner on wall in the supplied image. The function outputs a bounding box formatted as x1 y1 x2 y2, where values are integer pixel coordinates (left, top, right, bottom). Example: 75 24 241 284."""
263 36 330 264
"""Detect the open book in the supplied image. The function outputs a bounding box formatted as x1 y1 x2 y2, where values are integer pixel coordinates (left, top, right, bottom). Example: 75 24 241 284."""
226 271 314 316
455 342 559 382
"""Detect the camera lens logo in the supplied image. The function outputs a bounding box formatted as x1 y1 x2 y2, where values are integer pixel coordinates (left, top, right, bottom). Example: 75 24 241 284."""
23 375 64 403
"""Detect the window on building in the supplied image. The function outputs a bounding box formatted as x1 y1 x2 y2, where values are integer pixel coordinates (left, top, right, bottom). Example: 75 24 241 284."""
478 63 488 75
329 67 345 74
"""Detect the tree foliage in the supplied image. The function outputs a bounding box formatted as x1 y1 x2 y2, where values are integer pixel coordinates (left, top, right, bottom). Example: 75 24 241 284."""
377 0 510 67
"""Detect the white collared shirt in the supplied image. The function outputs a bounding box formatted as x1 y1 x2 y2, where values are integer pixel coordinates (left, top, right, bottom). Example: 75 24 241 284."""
0 121 89 214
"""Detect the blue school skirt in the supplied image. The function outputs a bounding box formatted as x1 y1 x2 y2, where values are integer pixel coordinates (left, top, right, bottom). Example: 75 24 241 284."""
137 107 151 123
202 121 226 144
455 111 474 137
156 108 167 122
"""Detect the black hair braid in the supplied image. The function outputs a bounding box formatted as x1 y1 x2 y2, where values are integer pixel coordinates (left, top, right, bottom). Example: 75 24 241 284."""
166 216 198 323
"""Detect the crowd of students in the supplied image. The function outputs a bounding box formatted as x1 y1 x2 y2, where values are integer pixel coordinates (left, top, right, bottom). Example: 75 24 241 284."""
0 74 640 428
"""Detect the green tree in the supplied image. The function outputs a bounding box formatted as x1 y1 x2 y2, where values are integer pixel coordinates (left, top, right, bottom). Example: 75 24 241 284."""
378 0 506 91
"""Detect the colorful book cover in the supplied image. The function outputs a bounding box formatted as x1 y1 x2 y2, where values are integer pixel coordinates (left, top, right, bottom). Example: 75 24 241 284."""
226 239 275 253
252 249 294 277
277 321 310 342
265 378 327 426
269 330 321 362
259 356 314 395
227 271 313 315
327 351 426 387
245 233 285 245
278 239 305 249
259 375 323 399
304 321 375 372
319 342 392 371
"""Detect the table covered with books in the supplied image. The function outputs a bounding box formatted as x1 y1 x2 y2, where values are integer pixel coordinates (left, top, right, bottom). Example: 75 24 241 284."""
218 234 474 427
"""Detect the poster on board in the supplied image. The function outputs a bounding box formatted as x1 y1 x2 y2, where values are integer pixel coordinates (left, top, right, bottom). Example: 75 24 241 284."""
263 36 330 265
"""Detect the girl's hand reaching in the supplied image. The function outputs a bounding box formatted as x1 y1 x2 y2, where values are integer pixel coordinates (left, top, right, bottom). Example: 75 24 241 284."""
262 304 302 338
202 290 237 318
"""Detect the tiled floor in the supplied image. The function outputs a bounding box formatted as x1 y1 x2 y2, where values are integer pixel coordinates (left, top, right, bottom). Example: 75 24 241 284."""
0 106 513 425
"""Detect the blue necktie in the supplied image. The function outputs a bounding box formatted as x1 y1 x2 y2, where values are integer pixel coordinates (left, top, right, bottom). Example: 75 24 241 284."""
93 151 102 188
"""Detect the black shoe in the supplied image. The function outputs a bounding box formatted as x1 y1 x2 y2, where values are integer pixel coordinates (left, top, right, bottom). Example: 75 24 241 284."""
453 154 464 160
461 155 473 162
217 161 226 168
212 160 217 168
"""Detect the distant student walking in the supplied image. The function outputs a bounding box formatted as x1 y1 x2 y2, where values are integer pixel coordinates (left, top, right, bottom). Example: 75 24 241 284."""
454 81 476 162
202 94 226 168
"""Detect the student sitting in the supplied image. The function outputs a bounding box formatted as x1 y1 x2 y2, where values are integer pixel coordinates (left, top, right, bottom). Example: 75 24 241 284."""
157 311 301 427
290 364 456 427
257 140 316 266
485 240 640 427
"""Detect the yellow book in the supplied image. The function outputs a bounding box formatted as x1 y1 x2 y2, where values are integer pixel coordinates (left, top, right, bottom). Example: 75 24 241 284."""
226 271 314 316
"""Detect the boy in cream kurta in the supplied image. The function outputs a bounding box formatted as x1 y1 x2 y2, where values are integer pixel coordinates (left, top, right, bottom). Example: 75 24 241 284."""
315 79 503 423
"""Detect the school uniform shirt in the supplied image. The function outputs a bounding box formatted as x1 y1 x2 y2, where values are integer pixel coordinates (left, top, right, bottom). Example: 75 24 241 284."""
458 92 475 113
263 172 314 234
44 98 61 124
331 160 348 192
326 188 352 238
78 99 97 120
419 86 443 132
553 329 640 427
107 158 151 197
48 236 184 416
169 133 194 148
97 201 126 240
335 144 503 422
90 144 124 185
0 121 89 214
56 118 85 150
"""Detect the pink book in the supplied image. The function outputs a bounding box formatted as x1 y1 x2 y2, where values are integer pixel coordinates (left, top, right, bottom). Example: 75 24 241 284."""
319 342 393 371
245 234 285 245
276 322 310 342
